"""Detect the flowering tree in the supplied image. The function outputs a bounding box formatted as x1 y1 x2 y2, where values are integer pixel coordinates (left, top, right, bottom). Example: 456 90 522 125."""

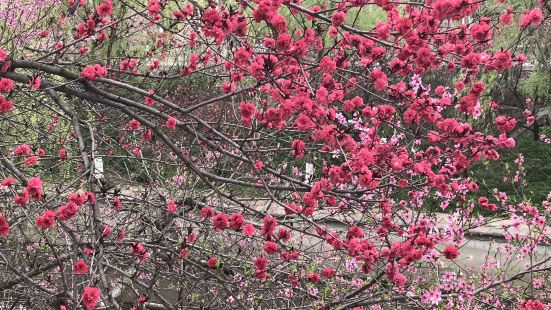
0 0 549 309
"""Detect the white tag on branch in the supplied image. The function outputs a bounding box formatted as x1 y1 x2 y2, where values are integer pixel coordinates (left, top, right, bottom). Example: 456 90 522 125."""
94 157 104 180
305 162 314 185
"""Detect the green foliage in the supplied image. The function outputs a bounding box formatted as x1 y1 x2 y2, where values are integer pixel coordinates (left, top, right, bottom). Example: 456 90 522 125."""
346 6 387 30
519 69 551 102
471 128 551 204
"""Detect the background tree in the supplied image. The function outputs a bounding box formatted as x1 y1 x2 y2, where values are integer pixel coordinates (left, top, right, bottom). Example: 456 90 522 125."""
0 0 549 309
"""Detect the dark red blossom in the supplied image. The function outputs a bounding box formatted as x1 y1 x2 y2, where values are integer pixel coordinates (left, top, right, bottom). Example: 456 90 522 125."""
291 139 305 159
243 224 256 237
331 11 346 27
73 259 89 274
518 300 547 310
36 210 56 229
207 256 218 268
263 241 278 255
260 216 277 238
26 177 43 198
229 213 244 230
1 177 15 187
200 207 215 218
130 243 149 262
56 202 79 221
82 287 101 309
212 213 229 230
307 272 321 283
443 245 460 259
0 96 13 113
321 267 336 278
0 216 10 238
520 8 543 28
166 117 177 130
495 116 517 133
96 0 113 17
0 78 14 93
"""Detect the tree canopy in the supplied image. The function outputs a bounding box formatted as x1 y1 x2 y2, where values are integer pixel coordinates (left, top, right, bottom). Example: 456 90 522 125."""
0 0 549 309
